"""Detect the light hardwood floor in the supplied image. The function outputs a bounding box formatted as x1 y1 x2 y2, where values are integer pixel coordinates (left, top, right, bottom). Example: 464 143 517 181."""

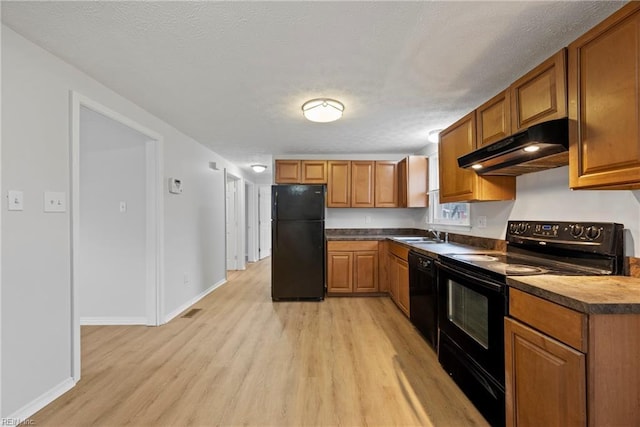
32 258 489 426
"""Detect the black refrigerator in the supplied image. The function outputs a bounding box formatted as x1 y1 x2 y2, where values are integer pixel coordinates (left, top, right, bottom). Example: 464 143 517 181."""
271 184 325 301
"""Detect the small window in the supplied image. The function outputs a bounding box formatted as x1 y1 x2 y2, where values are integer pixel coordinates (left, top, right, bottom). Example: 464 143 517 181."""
429 190 471 226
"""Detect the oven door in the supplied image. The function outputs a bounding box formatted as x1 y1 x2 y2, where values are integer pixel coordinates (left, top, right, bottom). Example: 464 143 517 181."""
436 260 507 383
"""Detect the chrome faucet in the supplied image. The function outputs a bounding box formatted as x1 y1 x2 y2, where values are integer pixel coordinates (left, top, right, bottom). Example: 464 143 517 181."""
427 229 441 241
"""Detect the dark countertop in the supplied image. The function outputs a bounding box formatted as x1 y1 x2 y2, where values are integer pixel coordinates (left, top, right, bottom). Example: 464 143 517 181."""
507 275 640 315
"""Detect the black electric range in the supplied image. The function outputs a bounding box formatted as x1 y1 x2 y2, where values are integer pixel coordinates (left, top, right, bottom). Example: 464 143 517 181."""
436 220 624 427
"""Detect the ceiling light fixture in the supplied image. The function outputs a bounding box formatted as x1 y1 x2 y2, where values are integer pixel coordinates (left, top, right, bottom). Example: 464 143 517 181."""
251 164 267 173
472 164 483 170
301 98 344 123
427 129 443 144
523 145 541 152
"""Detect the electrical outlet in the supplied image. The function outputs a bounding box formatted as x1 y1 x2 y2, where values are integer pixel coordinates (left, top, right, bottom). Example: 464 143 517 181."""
119 201 127 213
477 216 487 228
183 273 190 286
44 192 66 212
365 215 372 224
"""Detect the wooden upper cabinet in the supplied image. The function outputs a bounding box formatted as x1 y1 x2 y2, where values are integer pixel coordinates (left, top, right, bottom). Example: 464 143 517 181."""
275 160 301 183
510 49 567 133
439 112 515 203
374 161 398 208
439 112 478 202
351 161 375 208
476 89 512 147
398 156 428 208
301 160 327 184
327 161 351 207
568 3 640 190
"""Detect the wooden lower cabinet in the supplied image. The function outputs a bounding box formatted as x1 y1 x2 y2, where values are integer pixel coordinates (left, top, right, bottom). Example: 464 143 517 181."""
327 241 379 294
387 242 410 316
505 318 586 427
506 288 640 427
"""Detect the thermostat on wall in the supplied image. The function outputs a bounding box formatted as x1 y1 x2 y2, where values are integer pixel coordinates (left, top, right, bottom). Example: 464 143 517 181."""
169 177 183 194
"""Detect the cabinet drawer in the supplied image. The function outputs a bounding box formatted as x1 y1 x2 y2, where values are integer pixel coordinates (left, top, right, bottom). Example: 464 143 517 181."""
388 242 409 261
327 240 378 252
509 288 587 352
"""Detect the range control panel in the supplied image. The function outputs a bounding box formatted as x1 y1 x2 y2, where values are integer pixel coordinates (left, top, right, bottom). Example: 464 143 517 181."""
506 220 623 251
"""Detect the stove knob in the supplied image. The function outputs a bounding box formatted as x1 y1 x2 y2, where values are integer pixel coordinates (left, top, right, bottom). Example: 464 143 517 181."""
517 222 527 233
570 224 584 238
509 223 518 234
585 226 601 240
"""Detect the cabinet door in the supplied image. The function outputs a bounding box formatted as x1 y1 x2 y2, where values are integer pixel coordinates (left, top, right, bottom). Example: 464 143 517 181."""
389 255 399 303
568 4 640 190
378 241 389 292
476 89 511 147
301 160 327 184
438 112 477 202
353 251 379 293
398 158 408 207
505 318 586 427
275 160 301 183
511 49 567 133
405 156 428 208
374 161 398 207
327 161 351 207
396 258 410 316
351 161 375 208
327 252 353 293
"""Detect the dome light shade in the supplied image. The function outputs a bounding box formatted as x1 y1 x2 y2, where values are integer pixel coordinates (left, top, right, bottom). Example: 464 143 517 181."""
302 98 344 123
251 164 267 173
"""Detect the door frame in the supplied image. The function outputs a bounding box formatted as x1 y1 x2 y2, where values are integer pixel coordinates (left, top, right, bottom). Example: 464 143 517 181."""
245 181 259 263
225 171 243 271
70 91 164 381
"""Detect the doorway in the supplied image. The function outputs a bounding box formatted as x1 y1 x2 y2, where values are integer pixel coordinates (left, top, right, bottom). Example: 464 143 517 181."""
70 92 163 381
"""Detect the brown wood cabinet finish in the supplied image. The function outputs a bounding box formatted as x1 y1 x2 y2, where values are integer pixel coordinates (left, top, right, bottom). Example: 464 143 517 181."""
439 112 515 203
327 241 379 294
351 161 375 208
327 252 353 294
568 3 640 190
398 156 428 208
327 161 351 207
301 160 327 184
387 242 410 317
275 160 301 183
505 318 586 427
374 161 398 208
476 89 512 147
506 288 640 426
510 49 567 133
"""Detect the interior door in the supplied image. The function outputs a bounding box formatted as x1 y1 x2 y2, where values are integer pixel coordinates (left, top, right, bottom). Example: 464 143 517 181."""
226 178 238 270
258 185 272 259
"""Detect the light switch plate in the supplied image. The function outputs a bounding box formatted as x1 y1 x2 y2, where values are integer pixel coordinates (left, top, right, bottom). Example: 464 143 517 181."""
44 191 66 212
8 190 24 211
477 216 487 228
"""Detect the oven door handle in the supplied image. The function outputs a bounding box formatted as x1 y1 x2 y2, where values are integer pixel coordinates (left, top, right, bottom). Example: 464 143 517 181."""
435 261 504 294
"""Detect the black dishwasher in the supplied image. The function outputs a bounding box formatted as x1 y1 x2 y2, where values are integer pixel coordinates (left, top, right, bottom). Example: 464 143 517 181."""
408 251 438 349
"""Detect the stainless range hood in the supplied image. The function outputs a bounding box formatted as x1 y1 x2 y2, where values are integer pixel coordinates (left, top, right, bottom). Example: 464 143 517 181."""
457 118 568 176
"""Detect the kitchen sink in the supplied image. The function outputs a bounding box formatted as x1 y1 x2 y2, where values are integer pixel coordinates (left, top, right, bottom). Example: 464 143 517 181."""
392 236 444 244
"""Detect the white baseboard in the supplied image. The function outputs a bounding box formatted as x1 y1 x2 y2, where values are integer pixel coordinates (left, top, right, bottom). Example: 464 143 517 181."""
80 316 148 325
164 278 226 323
7 377 75 423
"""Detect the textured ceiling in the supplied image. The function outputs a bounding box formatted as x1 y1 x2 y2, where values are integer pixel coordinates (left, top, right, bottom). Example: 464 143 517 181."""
1 1 626 178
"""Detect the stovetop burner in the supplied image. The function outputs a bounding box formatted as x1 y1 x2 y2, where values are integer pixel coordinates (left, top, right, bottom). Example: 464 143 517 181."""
441 220 625 281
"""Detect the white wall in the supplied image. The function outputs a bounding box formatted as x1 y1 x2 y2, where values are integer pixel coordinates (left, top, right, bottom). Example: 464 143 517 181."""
1 25 249 418
79 107 148 323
